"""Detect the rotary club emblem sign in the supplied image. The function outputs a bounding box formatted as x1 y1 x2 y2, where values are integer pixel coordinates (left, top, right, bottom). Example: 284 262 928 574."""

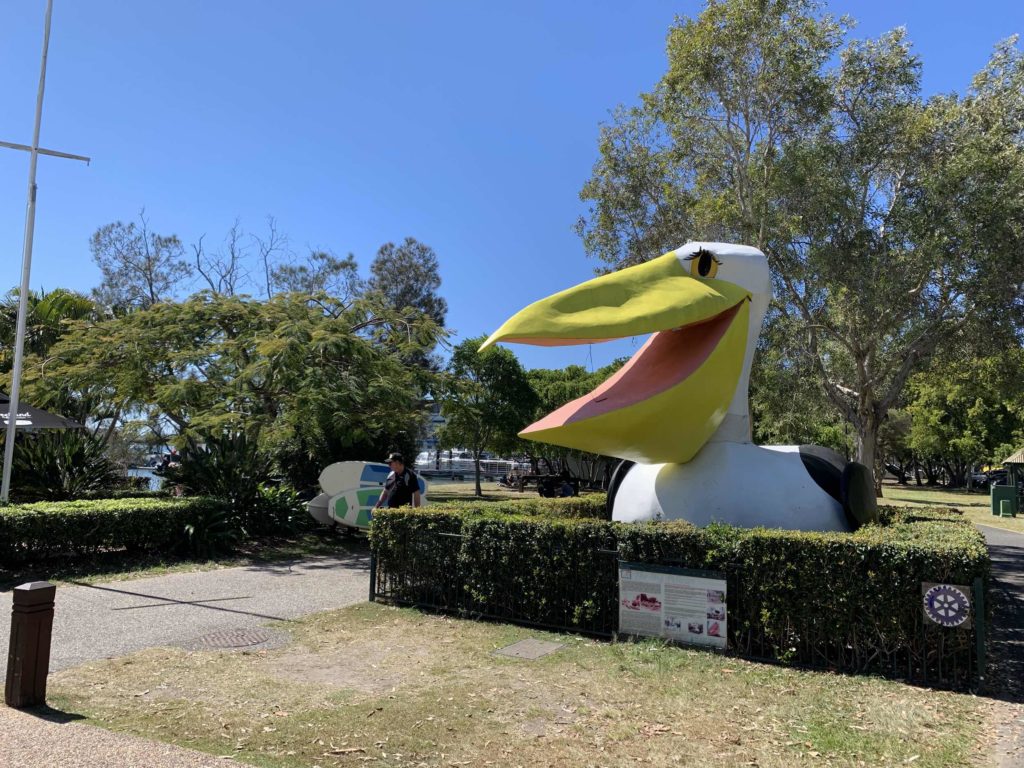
921 583 972 629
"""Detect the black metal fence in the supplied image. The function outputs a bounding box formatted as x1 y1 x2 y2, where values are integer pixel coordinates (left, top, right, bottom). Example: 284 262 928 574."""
372 531 621 637
371 531 988 690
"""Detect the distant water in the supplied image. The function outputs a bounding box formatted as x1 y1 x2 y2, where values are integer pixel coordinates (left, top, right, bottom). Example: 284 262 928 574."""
127 467 164 491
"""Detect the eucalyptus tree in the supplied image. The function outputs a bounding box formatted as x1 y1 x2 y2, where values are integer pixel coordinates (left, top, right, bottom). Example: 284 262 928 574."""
577 0 1024 481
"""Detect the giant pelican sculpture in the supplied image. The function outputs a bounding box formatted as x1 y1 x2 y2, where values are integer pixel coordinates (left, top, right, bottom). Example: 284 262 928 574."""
481 242 875 532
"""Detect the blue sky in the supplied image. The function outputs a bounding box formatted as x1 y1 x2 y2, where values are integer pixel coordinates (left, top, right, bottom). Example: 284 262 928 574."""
1 1 1021 371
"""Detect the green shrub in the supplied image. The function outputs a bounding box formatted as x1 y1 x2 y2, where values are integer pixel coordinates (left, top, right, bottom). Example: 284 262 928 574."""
0 497 228 564
372 498 615 630
78 488 171 501
160 433 308 536
183 503 241 558
370 501 989 683
252 483 311 536
459 514 619 630
8 431 120 501
160 432 271 519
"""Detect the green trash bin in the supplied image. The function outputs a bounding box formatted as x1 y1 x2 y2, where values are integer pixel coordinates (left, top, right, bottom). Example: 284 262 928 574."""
992 484 1018 516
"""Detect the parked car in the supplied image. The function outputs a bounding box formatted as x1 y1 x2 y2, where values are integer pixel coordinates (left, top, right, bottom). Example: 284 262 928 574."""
988 470 1009 486
970 470 990 486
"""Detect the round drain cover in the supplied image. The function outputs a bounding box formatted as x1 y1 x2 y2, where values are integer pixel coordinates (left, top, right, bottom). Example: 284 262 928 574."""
197 628 272 649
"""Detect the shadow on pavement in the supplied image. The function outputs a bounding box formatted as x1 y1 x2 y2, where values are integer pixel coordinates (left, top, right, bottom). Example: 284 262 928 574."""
979 528 1024 704
238 549 371 576
63 582 292 622
0 533 371 592
16 705 86 725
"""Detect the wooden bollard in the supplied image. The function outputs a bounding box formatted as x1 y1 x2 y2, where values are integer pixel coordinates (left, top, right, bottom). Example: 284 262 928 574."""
5 581 56 708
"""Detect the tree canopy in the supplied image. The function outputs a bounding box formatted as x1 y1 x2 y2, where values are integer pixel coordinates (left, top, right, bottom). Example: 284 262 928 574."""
577 0 1024 480
17 291 443 490
437 337 538 495
90 212 193 311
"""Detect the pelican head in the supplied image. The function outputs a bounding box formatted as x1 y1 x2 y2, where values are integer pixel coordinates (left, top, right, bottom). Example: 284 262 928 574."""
481 242 771 464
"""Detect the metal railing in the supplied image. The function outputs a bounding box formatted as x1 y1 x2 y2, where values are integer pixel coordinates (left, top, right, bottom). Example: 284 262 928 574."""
371 534 987 690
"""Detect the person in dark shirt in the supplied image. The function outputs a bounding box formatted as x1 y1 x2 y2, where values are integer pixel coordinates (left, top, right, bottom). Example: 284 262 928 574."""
373 452 421 509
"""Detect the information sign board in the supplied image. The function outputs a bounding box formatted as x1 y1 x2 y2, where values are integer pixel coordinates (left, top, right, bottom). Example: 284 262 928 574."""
618 562 727 649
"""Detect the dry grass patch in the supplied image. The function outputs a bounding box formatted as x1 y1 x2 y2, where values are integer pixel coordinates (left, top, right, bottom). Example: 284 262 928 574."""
50 603 994 768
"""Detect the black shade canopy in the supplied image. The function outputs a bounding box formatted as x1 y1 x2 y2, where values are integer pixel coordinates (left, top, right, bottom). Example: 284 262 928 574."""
0 392 83 430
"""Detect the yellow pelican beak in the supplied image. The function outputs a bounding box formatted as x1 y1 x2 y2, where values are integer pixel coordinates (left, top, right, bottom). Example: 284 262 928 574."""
481 251 751 464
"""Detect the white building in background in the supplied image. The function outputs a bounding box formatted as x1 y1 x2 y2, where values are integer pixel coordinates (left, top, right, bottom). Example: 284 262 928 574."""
415 400 526 478
417 399 446 455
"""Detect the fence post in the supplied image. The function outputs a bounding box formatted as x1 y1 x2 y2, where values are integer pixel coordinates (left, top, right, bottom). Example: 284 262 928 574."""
973 576 986 691
369 552 377 603
5 581 56 708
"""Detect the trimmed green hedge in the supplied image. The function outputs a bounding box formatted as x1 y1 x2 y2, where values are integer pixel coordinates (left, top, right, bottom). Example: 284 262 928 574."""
439 494 609 520
371 499 989 683
0 497 228 564
619 507 988 671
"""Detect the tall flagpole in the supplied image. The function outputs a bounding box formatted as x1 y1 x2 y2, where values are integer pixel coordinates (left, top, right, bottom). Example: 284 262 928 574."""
1 0 54 503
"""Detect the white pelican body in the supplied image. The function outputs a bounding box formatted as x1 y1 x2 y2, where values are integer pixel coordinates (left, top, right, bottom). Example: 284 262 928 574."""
613 444 848 531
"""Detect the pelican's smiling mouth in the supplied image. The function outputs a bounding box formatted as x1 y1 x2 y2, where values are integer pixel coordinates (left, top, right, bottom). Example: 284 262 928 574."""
480 246 754 464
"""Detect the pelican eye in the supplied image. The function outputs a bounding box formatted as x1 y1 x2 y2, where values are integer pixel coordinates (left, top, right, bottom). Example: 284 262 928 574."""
684 248 721 278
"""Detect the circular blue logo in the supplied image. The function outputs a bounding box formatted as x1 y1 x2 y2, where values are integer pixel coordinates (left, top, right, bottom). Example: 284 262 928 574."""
923 584 971 628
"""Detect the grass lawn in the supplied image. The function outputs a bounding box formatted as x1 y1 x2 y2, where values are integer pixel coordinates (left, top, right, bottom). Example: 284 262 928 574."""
881 482 1024 534
426 479 529 502
49 603 996 768
425 478 588 503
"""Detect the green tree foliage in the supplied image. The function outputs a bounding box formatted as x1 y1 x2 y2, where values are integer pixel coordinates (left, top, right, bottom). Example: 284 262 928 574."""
90 212 193 310
907 351 1024 486
437 337 538 496
749 315 851 454
576 0 1024 483
366 238 449 371
0 289 123 461
271 250 363 302
19 291 443 491
877 409 913 484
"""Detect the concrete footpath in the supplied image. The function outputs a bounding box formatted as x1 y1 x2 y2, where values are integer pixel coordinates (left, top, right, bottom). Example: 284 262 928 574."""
978 525 1024 768
0 705 253 768
0 550 370 672
1 550 370 767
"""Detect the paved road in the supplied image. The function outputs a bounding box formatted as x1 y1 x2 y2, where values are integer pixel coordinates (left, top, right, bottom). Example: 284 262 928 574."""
977 525 1024 767
0 550 370 672
1 550 370 767
979 525 1024 692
